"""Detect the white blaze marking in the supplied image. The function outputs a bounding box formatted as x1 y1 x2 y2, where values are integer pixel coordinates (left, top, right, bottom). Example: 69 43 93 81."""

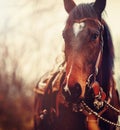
73 22 85 37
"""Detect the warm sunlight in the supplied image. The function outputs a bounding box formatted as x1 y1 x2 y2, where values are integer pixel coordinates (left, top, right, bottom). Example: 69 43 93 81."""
0 0 120 130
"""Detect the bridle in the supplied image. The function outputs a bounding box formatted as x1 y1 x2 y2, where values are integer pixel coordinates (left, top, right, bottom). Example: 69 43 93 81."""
62 18 104 105
62 18 120 127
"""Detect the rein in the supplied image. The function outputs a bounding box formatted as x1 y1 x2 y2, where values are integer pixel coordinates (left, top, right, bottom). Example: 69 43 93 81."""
34 62 120 128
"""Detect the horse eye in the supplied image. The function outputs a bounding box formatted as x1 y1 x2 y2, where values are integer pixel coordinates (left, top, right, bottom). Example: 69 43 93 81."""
91 33 99 41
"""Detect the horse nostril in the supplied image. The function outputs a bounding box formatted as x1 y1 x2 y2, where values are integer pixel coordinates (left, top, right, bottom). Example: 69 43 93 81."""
73 83 82 97
62 83 82 102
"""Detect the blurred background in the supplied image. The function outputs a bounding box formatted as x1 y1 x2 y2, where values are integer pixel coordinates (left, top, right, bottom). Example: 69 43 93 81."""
0 0 120 130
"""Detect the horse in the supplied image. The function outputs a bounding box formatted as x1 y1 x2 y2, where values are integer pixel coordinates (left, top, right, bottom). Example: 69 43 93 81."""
34 0 120 130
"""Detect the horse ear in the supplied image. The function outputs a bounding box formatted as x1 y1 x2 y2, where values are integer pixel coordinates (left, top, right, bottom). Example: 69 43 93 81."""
93 0 106 15
63 0 76 13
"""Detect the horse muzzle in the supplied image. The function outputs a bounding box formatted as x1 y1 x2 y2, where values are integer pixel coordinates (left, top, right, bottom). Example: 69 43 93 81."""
62 80 107 113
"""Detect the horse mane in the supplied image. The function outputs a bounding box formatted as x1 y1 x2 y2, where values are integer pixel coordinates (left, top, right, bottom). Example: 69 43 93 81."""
64 3 115 97
97 21 114 96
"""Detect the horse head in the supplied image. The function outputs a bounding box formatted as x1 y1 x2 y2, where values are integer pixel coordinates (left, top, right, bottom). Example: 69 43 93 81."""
62 0 107 102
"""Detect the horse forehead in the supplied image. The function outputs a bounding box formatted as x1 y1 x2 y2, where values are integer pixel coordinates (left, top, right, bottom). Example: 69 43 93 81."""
73 22 85 37
73 20 100 37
